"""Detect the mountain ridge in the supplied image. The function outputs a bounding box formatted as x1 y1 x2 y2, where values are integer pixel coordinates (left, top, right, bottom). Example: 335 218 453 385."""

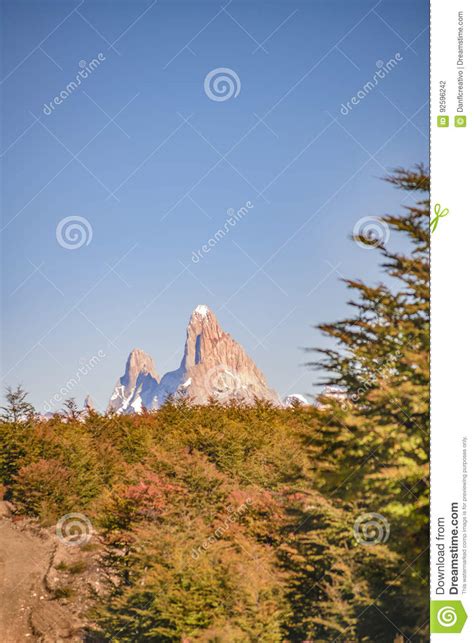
107 305 281 414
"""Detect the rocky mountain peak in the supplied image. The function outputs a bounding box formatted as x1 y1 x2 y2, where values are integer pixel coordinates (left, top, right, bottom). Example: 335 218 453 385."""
181 305 225 370
107 348 160 414
164 305 280 406
107 306 281 413
192 304 211 318
83 395 95 411
125 348 158 382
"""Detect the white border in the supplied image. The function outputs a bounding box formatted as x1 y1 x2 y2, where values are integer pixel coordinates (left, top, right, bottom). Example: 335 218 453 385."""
431 0 473 637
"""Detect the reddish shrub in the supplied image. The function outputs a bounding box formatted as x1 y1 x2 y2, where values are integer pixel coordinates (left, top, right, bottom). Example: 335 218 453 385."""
12 459 74 520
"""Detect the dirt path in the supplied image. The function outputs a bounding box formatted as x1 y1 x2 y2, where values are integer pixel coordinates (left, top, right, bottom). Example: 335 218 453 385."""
0 515 54 642
0 502 102 641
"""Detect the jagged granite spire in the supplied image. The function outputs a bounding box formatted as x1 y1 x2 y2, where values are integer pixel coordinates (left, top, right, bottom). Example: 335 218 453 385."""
157 305 280 406
107 348 160 414
107 307 280 412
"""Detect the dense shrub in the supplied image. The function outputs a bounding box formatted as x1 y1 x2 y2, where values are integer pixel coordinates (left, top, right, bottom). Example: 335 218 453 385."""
12 458 73 520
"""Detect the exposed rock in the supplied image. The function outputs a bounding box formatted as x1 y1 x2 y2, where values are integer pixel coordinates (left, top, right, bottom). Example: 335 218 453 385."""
107 306 280 412
157 305 280 406
107 348 160 414
83 394 95 412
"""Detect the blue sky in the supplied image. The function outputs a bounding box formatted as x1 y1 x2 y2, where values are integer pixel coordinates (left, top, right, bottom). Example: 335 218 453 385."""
1 0 429 411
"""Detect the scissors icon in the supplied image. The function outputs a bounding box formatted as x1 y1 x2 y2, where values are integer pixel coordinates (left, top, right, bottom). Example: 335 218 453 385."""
430 203 449 233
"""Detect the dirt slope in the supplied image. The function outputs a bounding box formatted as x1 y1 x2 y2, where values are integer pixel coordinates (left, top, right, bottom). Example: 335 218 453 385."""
0 503 98 642
0 514 54 641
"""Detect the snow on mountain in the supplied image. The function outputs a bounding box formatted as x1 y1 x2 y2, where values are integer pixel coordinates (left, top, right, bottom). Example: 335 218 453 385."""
284 394 309 407
193 304 209 318
316 385 348 409
107 348 160 415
